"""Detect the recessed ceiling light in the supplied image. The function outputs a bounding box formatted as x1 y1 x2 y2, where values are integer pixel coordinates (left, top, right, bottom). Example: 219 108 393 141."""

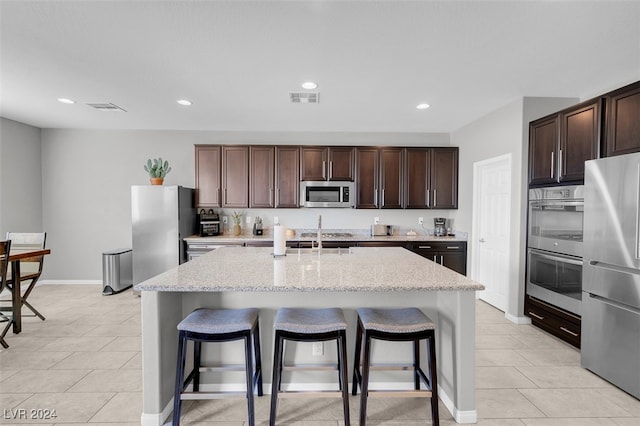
416 103 430 110
301 82 318 90
57 98 75 104
177 99 192 106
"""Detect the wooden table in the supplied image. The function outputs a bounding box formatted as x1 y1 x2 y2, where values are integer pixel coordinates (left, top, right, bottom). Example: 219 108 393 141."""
8 248 50 333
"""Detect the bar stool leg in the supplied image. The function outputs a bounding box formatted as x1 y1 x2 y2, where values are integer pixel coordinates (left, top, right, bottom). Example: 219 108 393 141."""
193 340 202 392
172 331 187 426
359 332 372 426
244 333 255 426
427 333 439 426
352 318 363 396
253 323 264 396
338 330 351 426
413 339 421 390
269 332 284 426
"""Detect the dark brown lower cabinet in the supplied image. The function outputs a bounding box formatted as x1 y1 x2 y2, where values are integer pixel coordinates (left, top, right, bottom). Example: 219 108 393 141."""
525 295 581 348
408 242 467 276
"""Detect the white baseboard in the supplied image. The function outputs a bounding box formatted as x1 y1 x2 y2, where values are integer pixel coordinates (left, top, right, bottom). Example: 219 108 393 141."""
39 280 102 285
505 312 532 325
141 381 476 425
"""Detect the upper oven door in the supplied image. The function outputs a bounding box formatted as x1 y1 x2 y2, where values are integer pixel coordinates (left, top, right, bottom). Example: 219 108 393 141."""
528 185 584 257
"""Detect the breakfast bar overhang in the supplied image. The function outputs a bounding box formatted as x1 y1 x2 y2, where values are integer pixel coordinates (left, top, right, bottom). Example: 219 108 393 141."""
135 246 484 425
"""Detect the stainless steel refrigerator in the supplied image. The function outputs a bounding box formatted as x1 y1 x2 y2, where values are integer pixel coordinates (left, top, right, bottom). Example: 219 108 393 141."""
131 185 196 286
583 154 640 399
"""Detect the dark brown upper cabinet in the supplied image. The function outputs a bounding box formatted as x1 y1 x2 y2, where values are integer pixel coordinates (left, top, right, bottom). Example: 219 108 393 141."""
195 145 221 207
605 81 640 157
249 146 274 208
355 147 380 209
222 145 249 208
275 146 300 208
300 146 354 181
405 147 458 209
380 148 404 209
529 99 601 186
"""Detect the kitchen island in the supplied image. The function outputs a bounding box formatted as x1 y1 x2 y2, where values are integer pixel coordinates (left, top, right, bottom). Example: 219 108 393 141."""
135 246 484 425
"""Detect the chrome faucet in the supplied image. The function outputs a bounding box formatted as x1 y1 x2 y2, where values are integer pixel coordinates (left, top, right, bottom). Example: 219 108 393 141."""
316 214 323 251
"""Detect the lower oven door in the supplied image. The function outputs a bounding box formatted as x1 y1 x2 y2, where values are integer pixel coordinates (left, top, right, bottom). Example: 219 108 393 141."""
527 248 583 316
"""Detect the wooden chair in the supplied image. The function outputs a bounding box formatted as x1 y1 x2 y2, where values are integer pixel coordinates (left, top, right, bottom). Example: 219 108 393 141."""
0 240 13 348
3 232 47 320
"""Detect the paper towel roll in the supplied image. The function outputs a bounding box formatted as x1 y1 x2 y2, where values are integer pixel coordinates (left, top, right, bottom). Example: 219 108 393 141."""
273 225 287 256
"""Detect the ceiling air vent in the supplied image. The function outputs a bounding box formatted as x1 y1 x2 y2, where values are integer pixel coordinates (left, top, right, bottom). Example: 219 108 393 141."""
289 92 319 104
86 103 127 112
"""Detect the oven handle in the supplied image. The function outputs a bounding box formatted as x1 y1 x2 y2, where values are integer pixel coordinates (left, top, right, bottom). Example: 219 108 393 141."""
530 200 584 208
528 248 583 266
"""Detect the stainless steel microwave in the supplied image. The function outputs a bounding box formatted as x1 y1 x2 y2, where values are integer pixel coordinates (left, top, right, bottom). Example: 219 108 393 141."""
300 181 355 208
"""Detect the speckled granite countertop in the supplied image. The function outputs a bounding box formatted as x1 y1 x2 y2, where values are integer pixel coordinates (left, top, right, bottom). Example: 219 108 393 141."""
135 246 483 292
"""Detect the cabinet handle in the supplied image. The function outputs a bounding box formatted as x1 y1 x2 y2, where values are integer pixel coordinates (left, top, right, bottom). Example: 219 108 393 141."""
528 311 544 320
446 246 460 249
426 189 430 208
322 161 326 179
217 188 221 205
550 151 554 179
558 149 563 177
434 190 437 207
329 161 333 179
382 189 385 207
440 255 443 265
270 188 273 206
418 245 432 249
433 255 437 262
560 326 578 337
374 189 378 206
224 188 227 204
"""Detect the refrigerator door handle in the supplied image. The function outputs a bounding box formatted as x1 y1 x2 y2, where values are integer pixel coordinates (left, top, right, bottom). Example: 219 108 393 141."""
588 260 640 276
588 293 640 316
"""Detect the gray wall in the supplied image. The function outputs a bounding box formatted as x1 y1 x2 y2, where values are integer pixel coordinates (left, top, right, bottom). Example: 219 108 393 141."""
39 129 451 281
0 117 43 236
450 97 579 319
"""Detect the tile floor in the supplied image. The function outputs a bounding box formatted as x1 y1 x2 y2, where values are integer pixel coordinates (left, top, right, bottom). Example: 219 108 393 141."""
1 285 639 425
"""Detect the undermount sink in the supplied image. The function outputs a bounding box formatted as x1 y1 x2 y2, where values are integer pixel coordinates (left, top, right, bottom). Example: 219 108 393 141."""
285 247 353 255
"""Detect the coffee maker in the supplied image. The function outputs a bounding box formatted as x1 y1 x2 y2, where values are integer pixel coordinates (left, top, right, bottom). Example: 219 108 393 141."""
434 217 447 237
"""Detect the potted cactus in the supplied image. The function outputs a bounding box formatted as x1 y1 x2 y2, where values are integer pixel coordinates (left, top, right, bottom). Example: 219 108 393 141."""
144 158 172 185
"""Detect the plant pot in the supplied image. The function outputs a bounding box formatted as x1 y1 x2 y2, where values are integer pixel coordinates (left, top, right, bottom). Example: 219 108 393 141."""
233 224 242 236
150 177 164 185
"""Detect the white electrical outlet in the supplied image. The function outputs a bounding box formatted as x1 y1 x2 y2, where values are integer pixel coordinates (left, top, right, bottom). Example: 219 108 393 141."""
312 342 324 356
274 216 279 225
418 217 424 225
374 217 380 224
222 216 228 224
246 216 252 224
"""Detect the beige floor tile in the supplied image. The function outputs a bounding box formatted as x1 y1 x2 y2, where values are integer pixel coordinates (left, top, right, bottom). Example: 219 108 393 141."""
0 370 90 393
182 398 261 423
100 336 142 352
66 369 142 393
0 393 33 410
513 334 572 350
476 334 528 350
476 349 533 367
521 419 618 425
50 351 137 370
0 350 71 370
474 420 526 425
611 419 640 426
518 388 632 417
476 389 545 418
4 392 114 423
120 352 142 369
0 337 59 352
21 323 97 337
40 336 116 352
82 323 141 337
597 387 640 416
89 392 142 423
516 366 610 388
515 348 580 366
0 368 20 382
476 366 538 389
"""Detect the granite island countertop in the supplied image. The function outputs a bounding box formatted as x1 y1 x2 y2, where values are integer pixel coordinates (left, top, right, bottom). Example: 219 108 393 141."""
135 246 484 293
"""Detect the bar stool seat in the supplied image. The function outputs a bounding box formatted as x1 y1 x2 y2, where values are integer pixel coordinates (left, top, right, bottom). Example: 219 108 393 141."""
269 307 350 426
173 308 263 426
352 307 439 426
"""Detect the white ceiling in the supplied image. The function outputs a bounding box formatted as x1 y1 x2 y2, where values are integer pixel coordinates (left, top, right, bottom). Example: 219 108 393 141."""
1 0 639 133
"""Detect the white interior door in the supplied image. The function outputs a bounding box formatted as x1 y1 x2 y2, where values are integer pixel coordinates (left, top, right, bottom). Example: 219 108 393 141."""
472 154 511 312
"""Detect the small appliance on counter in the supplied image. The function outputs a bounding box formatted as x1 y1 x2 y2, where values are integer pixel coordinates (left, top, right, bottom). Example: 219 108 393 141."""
198 209 221 237
253 216 264 236
434 217 447 236
371 224 392 236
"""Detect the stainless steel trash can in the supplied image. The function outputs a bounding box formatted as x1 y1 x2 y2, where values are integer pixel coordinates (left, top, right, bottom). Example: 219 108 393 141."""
102 248 133 295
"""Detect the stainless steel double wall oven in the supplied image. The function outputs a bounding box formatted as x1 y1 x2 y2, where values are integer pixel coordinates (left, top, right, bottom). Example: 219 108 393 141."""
527 185 584 316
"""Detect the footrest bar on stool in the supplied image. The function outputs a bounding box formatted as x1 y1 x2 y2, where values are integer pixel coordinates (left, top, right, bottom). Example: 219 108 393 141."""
367 390 433 398
277 390 346 398
181 391 248 400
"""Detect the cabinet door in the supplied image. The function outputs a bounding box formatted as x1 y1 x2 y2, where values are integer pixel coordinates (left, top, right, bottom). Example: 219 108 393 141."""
529 115 559 186
222 146 249 208
431 148 458 209
300 147 327 181
275 146 300 208
605 81 640 157
440 252 467 275
195 145 221 207
328 147 355 181
249 146 274 208
355 147 379 209
405 148 430 209
559 99 601 183
380 148 404 209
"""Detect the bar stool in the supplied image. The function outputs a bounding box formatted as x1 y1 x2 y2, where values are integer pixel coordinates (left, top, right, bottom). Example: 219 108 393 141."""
172 308 263 426
269 307 350 426
352 307 439 426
